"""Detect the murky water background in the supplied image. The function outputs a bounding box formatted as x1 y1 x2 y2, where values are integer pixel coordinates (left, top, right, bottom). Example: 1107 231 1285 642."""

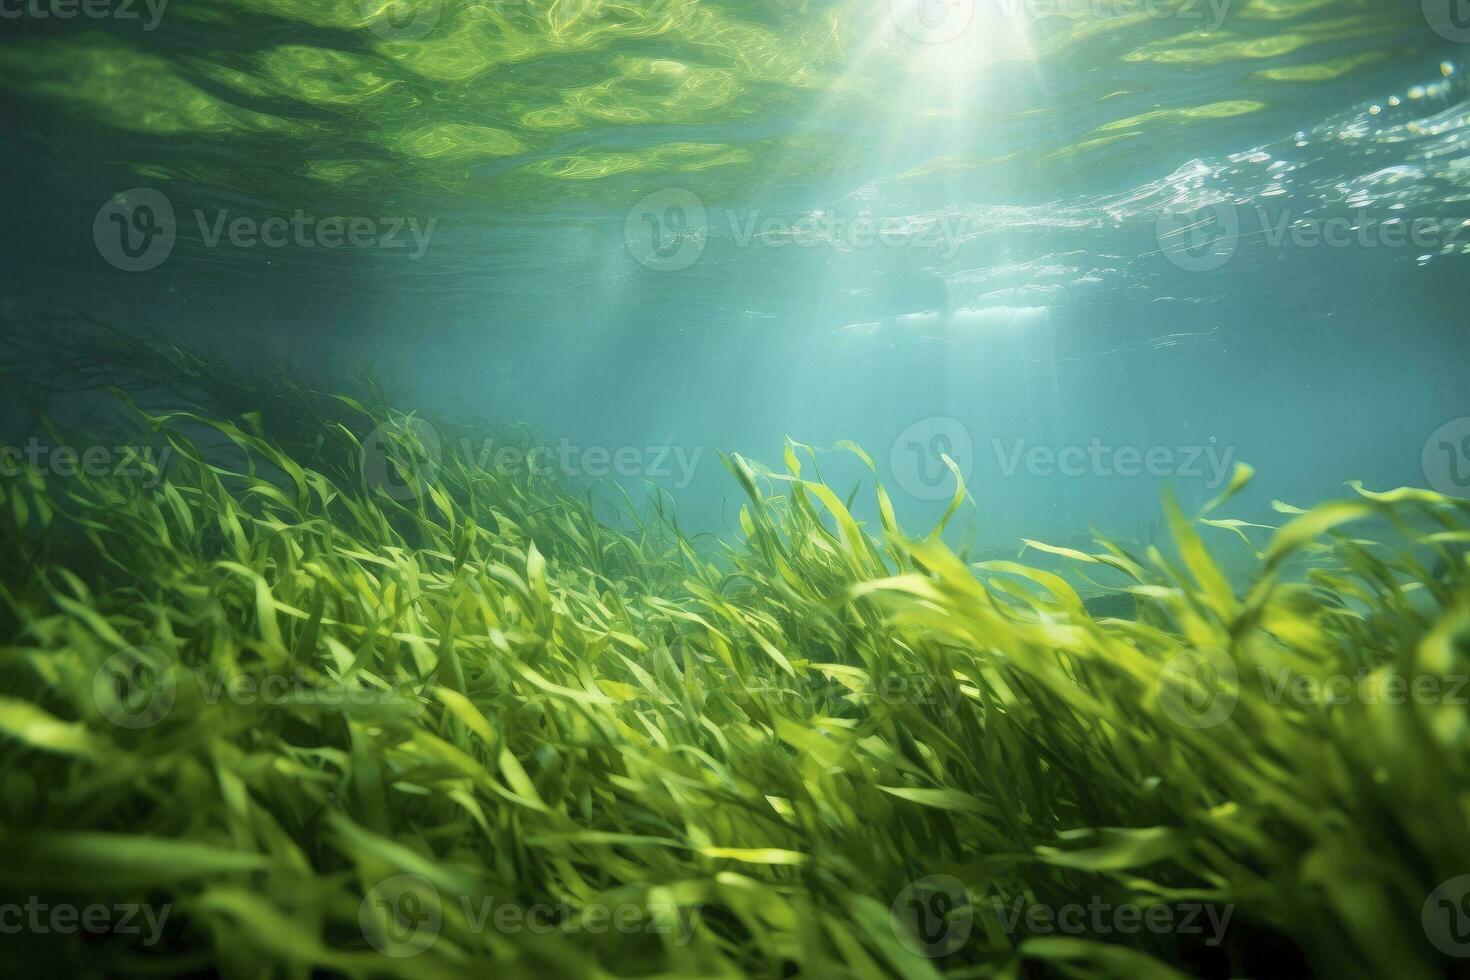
2 0 1468 544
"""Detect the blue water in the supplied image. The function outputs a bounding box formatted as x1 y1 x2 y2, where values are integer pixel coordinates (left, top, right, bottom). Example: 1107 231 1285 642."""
2 0 1468 548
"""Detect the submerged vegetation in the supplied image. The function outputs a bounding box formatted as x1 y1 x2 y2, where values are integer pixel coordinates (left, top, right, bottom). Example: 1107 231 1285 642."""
1 336 1468 978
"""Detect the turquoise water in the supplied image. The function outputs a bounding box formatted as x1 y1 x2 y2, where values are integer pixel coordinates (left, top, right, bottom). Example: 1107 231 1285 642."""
5 7 1470 977
2 0 1468 541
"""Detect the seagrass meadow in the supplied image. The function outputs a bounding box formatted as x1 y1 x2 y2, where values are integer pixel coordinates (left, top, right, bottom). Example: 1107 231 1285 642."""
0 333 1467 979
6 0 1470 977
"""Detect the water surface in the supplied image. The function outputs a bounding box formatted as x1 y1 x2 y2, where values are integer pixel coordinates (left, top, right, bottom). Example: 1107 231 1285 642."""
2 0 1467 541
